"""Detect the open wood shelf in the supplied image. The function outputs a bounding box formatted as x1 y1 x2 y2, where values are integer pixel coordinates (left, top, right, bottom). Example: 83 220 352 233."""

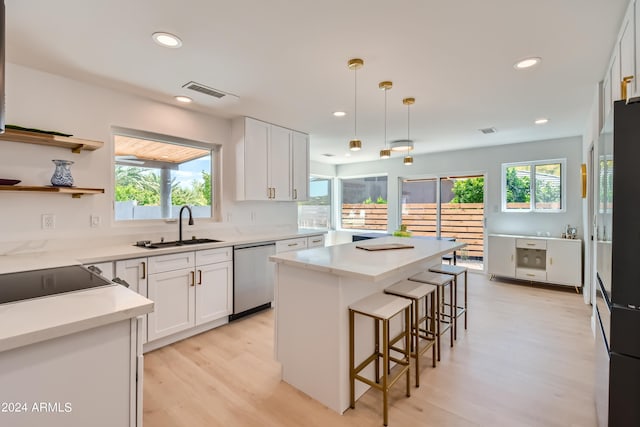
0 128 103 153
0 185 105 198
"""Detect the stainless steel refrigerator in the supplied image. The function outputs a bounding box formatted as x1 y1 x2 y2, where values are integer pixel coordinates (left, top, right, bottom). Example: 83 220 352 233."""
595 98 640 426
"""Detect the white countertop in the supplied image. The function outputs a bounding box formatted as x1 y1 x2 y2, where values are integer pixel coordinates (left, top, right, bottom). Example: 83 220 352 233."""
489 233 581 242
0 284 153 352
0 229 325 274
270 236 465 281
0 228 323 352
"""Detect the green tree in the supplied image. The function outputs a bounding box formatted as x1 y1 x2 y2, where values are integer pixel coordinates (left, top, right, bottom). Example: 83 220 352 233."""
451 178 484 203
505 168 530 203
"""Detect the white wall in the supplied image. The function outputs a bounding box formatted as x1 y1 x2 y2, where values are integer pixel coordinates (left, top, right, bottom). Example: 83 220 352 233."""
332 136 583 240
0 63 297 251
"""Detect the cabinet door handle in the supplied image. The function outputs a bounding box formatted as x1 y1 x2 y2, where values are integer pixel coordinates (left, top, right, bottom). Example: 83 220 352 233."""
272 187 276 199
510 254 514 262
549 257 553 265
294 189 297 200
141 262 146 279
267 187 271 199
198 270 202 285
190 271 195 287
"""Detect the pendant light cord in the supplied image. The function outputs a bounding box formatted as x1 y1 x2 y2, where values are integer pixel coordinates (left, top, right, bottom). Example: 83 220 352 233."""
354 67 358 138
384 88 388 148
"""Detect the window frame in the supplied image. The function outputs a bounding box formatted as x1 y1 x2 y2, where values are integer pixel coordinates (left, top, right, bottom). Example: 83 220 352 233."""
338 173 389 231
297 174 334 230
111 126 221 224
501 158 566 213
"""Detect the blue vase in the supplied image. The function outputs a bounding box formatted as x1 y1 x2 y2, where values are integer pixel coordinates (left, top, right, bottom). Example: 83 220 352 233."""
51 159 74 187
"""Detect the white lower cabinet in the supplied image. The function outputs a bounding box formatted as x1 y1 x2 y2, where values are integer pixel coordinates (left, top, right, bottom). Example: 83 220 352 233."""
146 248 232 343
546 239 582 286
115 258 148 343
489 234 582 288
488 235 516 278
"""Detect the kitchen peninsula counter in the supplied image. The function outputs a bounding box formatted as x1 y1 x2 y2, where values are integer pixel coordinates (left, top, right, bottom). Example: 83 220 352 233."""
270 236 464 413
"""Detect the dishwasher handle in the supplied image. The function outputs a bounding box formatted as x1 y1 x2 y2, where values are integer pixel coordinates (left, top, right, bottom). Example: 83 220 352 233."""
234 242 276 251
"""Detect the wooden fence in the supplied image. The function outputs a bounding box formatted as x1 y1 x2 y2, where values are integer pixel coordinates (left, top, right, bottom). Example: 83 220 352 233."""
342 202 484 259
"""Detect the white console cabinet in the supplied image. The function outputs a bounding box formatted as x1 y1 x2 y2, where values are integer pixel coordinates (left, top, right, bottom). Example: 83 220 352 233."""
489 234 582 288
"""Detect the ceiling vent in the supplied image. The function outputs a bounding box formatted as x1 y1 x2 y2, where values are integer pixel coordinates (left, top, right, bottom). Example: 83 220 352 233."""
182 81 237 99
479 127 497 134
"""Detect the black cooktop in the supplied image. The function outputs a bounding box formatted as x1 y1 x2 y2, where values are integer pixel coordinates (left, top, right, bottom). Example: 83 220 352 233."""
0 265 113 305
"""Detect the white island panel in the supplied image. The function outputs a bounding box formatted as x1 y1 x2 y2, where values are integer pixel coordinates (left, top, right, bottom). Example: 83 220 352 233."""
272 237 464 413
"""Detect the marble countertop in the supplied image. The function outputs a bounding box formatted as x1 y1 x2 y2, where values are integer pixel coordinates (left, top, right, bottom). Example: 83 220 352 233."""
489 233 581 242
270 236 465 282
0 229 325 274
0 228 323 352
0 284 153 352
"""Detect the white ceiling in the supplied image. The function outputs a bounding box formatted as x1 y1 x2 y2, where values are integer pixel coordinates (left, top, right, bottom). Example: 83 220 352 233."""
5 0 629 164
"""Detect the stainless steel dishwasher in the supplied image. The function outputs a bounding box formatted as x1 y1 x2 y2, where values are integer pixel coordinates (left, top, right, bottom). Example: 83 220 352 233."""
230 241 276 321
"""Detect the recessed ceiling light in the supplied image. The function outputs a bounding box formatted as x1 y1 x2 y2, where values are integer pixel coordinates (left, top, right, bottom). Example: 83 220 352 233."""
175 95 192 103
514 57 541 70
152 32 183 48
535 118 549 125
333 111 346 117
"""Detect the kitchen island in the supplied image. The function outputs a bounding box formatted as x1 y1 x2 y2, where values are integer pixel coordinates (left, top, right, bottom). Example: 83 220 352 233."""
270 236 464 413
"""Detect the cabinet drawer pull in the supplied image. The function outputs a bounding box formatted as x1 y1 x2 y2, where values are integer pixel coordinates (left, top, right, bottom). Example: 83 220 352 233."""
190 271 195 286
526 243 536 246
311 239 322 243
141 262 146 279
198 270 202 285
526 273 535 277
288 243 298 247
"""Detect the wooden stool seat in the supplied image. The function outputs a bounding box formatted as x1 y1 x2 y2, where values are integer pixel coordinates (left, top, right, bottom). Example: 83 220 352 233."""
429 264 468 340
349 293 412 426
384 280 437 387
408 271 455 360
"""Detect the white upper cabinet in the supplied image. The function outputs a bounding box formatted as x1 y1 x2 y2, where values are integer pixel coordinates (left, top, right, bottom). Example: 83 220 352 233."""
234 117 308 201
292 131 309 201
269 124 293 201
242 117 270 200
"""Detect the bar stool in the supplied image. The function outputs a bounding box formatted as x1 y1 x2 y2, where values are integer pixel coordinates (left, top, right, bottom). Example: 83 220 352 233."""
429 264 468 340
408 271 455 361
384 280 437 387
349 293 412 426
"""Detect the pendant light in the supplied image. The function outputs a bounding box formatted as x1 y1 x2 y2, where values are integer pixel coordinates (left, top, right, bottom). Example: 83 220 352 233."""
403 97 415 165
379 81 392 159
348 58 364 151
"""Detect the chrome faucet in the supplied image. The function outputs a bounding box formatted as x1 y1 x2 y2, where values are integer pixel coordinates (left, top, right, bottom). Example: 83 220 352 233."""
179 205 194 242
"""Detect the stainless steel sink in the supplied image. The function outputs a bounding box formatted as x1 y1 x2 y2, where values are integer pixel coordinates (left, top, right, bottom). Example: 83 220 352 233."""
135 238 223 249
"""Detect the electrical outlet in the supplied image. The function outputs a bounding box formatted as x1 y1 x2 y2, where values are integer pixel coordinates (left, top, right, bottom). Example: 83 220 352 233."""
90 215 101 228
42 214 56 230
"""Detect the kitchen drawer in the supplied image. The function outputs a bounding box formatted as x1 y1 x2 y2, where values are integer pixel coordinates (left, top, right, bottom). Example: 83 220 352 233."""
276 238 308 253
307 235 325 248
148 251 195 274
516 238 547 250
516 267 547 282
196 247 233 266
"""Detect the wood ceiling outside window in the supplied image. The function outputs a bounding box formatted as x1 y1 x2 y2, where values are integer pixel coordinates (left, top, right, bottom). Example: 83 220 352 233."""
114 135 210 164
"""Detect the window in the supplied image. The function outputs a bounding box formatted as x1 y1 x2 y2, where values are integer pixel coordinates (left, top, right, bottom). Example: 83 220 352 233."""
113 128 218 221
502 159 565 212
340 175 388 231
298 176 332 229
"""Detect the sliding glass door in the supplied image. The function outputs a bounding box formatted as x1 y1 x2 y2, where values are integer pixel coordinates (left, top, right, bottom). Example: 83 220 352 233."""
400 175 485 270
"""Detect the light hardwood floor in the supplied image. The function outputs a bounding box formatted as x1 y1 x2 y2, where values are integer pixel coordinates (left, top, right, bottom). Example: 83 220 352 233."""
143 273 596 427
